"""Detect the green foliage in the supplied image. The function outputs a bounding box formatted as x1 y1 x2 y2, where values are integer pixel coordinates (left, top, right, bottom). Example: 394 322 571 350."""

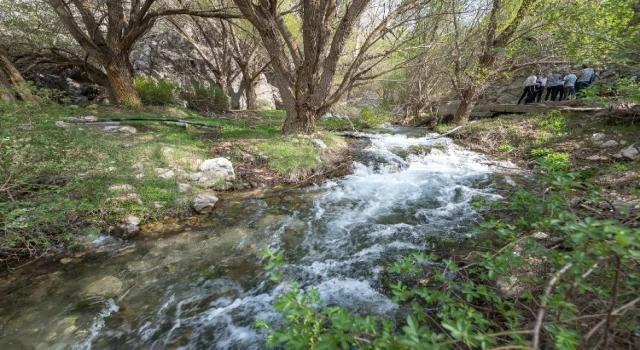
530 149 570 170
359 107 391 128
258 163 640 349
498 143 513 152
252 137 322 175
134 77 177 106
580 77 640 105
181 81 230 112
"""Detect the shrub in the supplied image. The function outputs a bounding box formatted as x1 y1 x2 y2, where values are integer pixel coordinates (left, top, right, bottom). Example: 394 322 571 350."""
134 77 177 106
359 107 391 128
181 81 229 113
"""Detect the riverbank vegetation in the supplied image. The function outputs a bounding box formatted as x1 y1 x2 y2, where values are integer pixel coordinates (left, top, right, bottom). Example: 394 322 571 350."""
260 110 640 349
0 98 351 268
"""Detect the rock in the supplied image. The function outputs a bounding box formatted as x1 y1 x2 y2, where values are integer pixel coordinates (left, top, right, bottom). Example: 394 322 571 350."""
55 121 71 128
131 163 143 170
600 140 619 148
106 166 117 172
102 125 137 133
108 184 134 192
82 115 98 122
88 104 99 109
174 122 188 128
118 126 137 134
620 146 639 160
532 232 549 239
158 170 175 179
135 174 145 179
591 132 606 142
162 147 174 154
82 276 123 297
586 155 608 161
155 168 169 174
60 257 73 264
189 172 203 181
153 201 165 209
311 139 328 150
620 140 628 145
177 183 193 193
125 215 141 226
192 191 219 213
198 158 235 180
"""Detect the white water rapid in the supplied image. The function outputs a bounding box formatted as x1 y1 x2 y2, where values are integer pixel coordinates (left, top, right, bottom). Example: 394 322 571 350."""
0 129 513 350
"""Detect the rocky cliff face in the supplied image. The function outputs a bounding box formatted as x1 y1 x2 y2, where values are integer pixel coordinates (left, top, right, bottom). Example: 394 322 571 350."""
132 29 280 110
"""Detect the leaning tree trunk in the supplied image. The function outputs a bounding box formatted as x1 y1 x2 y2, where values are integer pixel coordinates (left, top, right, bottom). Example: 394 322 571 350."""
245 77 259 110
452 85 483 124
0 68 15 101
104 53 141 108
282 106 319 135
0 47 35 102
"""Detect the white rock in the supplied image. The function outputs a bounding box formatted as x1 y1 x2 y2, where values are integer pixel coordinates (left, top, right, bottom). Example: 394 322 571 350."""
620 140 628 145
118 126 137 134
162 147 174 154
55 121 71 128
174 122 187 128
586 155 608 161
532 232 549 239
192 191 219 213
102 126 120 132
311 138 328 150
600 140 619 148
108 184 134 192
131 163 143 170
591 133 606 142
620 146 638 160
82 116 98 122
19 123 33 131
135 174 145 179
177 183 193 193
124 215 140 226
106 166 117 172
198 158 235 180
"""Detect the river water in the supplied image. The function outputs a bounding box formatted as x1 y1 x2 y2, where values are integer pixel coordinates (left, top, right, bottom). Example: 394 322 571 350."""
0 128 518 349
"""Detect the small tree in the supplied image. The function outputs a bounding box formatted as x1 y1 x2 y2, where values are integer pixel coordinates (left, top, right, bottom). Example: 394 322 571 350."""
452 0 540 124
233 0 427 134
44 0 237 107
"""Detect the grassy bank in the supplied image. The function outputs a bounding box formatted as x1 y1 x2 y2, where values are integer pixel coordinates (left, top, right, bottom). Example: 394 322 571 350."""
0 101 352 268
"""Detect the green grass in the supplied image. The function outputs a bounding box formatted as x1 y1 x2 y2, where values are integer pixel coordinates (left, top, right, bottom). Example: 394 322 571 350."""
0 102 351 264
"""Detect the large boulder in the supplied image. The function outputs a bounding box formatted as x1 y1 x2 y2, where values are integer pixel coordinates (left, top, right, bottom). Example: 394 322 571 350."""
198 158 235 181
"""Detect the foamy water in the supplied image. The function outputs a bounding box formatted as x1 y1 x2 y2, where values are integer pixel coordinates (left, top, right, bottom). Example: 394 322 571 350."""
0 130 512 349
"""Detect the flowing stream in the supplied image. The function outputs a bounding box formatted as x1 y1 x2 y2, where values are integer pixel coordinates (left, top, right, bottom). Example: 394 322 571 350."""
0 127 519 349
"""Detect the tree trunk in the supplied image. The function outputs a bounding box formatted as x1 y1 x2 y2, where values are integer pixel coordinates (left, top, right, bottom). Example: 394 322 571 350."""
104 54 141 108
282 106 318 135
0 47 35 102
0 68 15 101
452 85 482 124
245 77 259 110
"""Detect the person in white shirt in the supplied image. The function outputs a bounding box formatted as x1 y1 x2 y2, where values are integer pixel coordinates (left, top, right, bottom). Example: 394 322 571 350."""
536 75 548 103
518 73 538 104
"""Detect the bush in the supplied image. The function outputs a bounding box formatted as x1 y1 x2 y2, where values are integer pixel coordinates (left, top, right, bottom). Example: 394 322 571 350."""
258 162 640 349
181 81 229 113
359 107 391 128
134 77 177 106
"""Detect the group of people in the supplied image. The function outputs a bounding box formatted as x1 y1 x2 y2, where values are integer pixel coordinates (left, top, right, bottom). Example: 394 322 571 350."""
517 65 598 105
